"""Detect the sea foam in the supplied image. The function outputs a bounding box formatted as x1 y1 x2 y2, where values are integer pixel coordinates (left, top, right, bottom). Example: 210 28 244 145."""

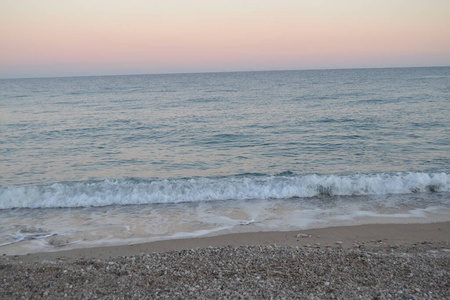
0 172 449 209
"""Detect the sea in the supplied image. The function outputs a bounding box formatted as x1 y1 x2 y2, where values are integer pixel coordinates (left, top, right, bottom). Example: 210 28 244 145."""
1 67 449 255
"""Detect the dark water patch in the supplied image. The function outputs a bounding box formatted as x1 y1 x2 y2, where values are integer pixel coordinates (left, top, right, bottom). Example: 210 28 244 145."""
54 100 83 105
66 91 87 96
213 133 243 139
244 124 276 130
9 94 30 99
315 118 357 124
6 122 32 128
356 98 385 104
236 156 249 160
110 98 142 103
185 97 224 103
205 89 238 93
410 121 443 129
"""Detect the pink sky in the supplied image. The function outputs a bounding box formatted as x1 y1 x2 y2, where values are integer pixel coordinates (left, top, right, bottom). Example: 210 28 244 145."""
1 0 449 78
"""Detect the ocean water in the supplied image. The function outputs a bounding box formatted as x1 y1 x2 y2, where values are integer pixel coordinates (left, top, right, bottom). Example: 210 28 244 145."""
1 67 449 254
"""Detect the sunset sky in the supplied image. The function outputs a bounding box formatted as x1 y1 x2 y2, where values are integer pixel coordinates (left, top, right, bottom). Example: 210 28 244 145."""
1 0 449 78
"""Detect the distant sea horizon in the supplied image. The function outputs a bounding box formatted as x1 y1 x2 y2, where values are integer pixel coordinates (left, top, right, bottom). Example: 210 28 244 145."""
2 64 449 80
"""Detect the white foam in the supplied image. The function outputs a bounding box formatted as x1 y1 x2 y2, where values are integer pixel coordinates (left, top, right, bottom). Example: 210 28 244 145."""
1 172 449 209
1 195 449 255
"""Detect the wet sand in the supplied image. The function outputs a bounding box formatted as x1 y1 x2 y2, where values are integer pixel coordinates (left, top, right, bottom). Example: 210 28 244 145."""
12 222 450 262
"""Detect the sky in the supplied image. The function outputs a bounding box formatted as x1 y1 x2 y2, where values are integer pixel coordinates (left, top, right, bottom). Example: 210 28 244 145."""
1 0 449 78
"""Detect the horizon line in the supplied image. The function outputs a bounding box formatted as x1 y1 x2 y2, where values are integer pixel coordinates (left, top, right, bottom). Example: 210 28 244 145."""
1 65 449 80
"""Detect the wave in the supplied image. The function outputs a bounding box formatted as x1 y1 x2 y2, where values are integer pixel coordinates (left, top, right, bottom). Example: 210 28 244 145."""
1 172 449 209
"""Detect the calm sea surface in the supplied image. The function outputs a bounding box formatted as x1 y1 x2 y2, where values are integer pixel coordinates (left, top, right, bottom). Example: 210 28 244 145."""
1 67 449 254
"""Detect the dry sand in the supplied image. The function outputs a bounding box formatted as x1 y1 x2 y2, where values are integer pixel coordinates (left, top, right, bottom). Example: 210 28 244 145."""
2 222 449 299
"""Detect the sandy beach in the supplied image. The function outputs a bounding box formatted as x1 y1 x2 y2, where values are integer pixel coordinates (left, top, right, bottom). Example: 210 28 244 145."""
2 222 449 299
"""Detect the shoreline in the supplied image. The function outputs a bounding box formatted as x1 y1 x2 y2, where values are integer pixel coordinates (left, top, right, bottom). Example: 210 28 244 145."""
12 221 450 263
2 222 449 299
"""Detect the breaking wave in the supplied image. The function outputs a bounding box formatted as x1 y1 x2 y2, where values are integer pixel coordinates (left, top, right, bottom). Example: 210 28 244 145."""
1 172 449 209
